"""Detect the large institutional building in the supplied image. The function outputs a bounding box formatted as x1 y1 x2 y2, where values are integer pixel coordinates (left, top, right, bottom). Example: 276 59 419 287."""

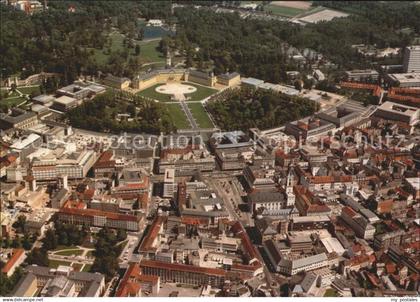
132 68 240 91
13 265 105 297
403 45 420 73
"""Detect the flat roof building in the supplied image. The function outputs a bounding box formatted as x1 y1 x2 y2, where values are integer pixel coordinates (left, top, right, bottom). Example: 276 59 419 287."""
52 95 78 112
374 101 419 125
241 77 264 89
345 69 379 82
403 45 420 73
12 265 105 297
386 72 420 88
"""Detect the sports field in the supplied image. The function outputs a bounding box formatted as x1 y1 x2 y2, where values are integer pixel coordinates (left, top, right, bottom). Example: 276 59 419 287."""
264 3 306 17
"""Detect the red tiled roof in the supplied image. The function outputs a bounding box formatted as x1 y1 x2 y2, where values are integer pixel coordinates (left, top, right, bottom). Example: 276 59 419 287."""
342 206 357 218
310 175 353 184
59 207 139 222
63 200 87 209
231 221 260 264
93 151 115 168
116 264 159 297
294 185 331 214
83 188 95 200
115 180 149 191
139 216 165 252
116 264 141 297
140 259 226 277
1 249 25 274
181 216 209 225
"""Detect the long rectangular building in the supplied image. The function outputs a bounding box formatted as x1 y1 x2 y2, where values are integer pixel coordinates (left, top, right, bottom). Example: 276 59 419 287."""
140 259 226 287
57 207 142 231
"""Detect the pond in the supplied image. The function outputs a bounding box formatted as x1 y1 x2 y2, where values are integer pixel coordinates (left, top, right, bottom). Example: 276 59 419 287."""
142 26 174 40
137 19 174 40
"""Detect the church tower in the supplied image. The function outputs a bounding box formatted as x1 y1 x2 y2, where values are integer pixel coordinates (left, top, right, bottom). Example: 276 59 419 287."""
286 166 295 207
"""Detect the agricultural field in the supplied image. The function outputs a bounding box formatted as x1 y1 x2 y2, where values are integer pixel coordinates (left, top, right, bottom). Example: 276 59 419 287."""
187 103 214 128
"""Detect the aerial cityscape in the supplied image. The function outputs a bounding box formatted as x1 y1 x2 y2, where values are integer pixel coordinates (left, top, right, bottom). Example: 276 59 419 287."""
0 0 419 299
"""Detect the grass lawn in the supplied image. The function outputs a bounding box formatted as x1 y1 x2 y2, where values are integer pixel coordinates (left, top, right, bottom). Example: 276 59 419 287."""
17 85 41 95
89 31 164 66
55 249 83 256
137 82 217 102
138 39 165 63
7 91 20 97
49 259 72 268
264 4 305 17
138 83 172 102
82 264 92 272
165 104 191 129
324 289 339 297
1 97 27 107
187 103 214 128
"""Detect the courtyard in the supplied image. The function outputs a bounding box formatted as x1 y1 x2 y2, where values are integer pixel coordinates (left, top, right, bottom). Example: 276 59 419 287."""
136 82 218 102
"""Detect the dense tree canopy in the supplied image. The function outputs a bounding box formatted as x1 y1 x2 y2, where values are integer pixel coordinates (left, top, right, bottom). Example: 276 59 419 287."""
206 88 319 131
0 268 24 296
0 1 170 81
67 91 176 134
91 228 125 281
165 3 418 82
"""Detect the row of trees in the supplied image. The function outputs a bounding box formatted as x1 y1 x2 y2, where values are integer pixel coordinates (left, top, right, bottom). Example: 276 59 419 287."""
42 222 88 250
206 87 319 131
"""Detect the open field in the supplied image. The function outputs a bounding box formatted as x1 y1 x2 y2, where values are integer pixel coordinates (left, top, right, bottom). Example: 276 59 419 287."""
264 4 305 17
137 82 218 102
140 40 165 62
187 103 214 128
269 1 312 10
165 103 191 129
